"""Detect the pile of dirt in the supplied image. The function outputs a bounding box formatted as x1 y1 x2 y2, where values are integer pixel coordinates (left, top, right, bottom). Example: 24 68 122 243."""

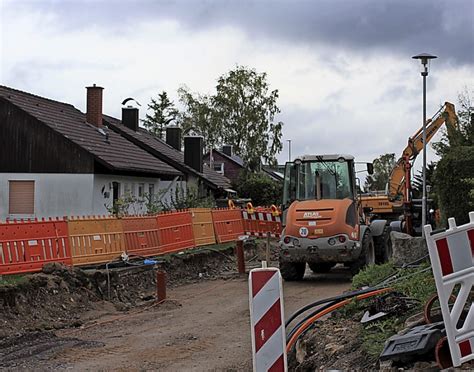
0 245 247 338
288 318 374 371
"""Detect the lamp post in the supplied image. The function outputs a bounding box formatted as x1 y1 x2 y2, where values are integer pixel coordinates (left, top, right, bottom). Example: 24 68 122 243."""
287 139 292 162
412 53 437 237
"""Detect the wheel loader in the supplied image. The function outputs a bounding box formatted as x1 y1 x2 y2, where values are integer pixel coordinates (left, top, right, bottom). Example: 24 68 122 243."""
279 154 391 281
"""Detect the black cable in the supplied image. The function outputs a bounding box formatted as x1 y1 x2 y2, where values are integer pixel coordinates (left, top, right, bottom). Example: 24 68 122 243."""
286 301 338 342
285 286 382 327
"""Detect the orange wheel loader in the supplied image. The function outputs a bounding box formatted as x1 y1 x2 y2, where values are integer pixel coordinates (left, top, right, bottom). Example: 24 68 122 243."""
279 154 391 281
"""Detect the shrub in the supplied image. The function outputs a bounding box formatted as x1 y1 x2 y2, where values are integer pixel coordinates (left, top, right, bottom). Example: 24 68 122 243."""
435 146 474 226
233 172 282 206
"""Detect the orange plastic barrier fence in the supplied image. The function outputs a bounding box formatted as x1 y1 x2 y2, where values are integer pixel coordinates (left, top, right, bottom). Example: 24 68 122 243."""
0 218 72 275
190 208 216 246
121 216 161 257
242 210 282 238
67 217 125 266
156 210 195 253
211 208 245 243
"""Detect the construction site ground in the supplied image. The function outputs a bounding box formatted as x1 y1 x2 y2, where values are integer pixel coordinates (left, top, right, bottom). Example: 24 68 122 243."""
0 242 352 371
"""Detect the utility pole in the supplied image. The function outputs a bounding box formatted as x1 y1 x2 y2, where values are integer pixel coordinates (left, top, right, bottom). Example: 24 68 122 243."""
287 139 292 162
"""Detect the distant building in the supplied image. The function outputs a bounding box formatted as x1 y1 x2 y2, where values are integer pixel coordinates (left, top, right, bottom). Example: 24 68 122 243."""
204 145 284 185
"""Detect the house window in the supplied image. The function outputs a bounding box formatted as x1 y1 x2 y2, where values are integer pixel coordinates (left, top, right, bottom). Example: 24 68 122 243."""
138 183 145 198
124 183 132 196
148 184 155 200
214 163 224 175
9 180 35 215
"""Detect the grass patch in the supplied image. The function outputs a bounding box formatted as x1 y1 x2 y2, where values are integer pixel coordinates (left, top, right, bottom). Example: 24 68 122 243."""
335 261 437 358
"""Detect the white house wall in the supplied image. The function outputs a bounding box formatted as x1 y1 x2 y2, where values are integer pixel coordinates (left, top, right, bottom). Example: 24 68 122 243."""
0 173 186 221
0 173 94 221
93 174 185 215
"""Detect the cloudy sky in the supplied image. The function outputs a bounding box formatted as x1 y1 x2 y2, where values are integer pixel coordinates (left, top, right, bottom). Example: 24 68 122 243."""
1 0 473 167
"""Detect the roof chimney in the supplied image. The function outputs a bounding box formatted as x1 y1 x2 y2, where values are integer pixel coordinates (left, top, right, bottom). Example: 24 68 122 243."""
184 136 203 173
86 84 104 127
166 126 182 151
122 106 139 131
222 145 233 157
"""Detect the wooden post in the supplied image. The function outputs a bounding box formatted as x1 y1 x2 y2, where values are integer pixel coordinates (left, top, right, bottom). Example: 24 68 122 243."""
236 239 246 274
156 270 166 302
266 232 271 266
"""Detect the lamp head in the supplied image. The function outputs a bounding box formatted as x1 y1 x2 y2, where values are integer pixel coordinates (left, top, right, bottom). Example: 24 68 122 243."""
412 53 437 76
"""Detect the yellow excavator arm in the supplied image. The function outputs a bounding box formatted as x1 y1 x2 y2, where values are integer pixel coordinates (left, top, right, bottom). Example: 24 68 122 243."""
388 101 458 199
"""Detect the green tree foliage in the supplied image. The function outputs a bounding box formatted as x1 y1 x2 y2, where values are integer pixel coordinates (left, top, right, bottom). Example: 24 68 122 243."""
433 88 474 156
178 87 221 151
178 66 284 171
364 153 396 192
234 172 283 206
214 66 283 170
435 146 474 225
434 89 474 225
412 162 437 200
142 91 179 139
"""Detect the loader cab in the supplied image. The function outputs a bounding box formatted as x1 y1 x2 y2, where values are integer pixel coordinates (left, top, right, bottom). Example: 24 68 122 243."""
283 154 356 208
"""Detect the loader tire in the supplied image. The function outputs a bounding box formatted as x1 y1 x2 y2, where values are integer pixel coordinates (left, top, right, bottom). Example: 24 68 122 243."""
350 231 375 276
374 225 392 264
280 262 306 281
308 262 334 273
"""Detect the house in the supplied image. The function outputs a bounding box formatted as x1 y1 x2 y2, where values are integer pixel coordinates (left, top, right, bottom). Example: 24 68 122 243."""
203 145 284 185
104 110 232 198
0 84 189 220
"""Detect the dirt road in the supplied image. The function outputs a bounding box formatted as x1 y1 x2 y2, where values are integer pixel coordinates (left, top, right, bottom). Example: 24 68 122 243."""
4 269 351 371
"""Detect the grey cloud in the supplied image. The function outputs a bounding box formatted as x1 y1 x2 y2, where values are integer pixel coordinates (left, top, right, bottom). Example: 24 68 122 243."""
8 0 474 66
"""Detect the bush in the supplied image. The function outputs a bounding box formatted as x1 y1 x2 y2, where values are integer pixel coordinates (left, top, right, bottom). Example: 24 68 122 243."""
233 172 282 206
435 146 474 226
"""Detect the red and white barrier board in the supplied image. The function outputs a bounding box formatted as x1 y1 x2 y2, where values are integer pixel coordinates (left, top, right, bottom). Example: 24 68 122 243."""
424 212 474 367
249 267 287 372
243 211 282 238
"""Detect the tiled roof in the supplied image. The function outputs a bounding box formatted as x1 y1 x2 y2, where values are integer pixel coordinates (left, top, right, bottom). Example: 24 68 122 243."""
0 85 181 176
104 115 231 190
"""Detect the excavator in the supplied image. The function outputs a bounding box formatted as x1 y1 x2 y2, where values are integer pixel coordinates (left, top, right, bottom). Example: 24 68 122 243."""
361 101 458 235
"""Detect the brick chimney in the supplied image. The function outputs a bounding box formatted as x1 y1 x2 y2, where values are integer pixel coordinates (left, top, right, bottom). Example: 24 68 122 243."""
222 144 233 157
86 84 104 127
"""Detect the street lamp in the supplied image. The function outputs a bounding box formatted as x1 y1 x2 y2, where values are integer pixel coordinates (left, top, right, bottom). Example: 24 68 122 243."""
412 52 437 237
287 139 292 162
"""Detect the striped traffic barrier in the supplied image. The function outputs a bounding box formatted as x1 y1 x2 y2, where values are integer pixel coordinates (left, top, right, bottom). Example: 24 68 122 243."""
242 210 282 238
249 267 287 372
424 211 474 367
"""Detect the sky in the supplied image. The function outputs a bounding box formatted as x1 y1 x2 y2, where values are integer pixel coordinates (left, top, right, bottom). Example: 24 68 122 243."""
1 0 473 169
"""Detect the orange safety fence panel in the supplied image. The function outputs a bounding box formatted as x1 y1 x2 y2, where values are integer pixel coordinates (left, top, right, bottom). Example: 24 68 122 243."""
211 208 245 243
156 210 195 253
67 216 125 266
242 210 282 238
121 216 161 257
190 208 216 247
0 218 72 275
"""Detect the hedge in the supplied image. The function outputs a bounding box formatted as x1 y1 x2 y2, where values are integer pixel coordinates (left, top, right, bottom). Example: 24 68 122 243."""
435 146 474 226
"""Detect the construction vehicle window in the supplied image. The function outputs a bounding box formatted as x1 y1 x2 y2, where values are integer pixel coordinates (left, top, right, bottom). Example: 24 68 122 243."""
297 161 353 201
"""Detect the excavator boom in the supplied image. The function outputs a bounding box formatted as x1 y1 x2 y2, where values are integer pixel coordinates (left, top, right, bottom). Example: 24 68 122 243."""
388 101 457 199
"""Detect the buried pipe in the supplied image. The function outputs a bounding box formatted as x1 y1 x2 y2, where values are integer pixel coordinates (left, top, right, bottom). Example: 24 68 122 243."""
156 270 167 302
435 336 453 369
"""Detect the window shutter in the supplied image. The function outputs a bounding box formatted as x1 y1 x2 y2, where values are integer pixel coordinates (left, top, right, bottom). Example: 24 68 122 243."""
9 181 35 215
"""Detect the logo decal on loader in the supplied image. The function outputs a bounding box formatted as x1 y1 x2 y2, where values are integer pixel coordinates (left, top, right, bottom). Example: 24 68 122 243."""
299 227 309 237
303 212 320 218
